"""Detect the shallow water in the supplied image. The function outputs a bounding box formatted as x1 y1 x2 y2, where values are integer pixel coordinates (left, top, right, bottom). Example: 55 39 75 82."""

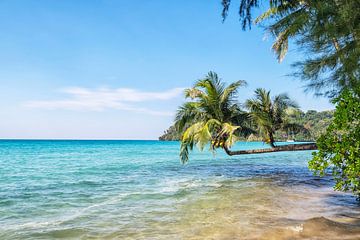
0 140 359 239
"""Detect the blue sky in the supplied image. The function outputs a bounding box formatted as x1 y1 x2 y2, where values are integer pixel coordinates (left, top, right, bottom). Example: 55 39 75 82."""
0 0 333 139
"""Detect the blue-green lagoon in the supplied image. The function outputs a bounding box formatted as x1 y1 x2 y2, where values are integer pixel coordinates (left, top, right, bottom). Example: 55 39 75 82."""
0 140 359 239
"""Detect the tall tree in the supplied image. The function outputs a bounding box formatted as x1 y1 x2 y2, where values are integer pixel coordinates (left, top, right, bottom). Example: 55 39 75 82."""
309 89 360 198
222 0 360 97
175 72 250 163
245 88 298 147
176 74 317 163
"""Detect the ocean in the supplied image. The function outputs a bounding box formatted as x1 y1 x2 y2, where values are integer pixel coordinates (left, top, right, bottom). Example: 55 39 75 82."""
0 140 359 239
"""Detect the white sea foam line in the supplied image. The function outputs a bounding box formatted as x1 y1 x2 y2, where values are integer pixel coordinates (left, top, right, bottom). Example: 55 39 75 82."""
1 191 148 231
159 179 203 193
158 177 224 195
287 224 304 233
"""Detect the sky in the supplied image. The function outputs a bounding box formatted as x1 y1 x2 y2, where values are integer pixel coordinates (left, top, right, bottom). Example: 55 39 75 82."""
0 0 333 140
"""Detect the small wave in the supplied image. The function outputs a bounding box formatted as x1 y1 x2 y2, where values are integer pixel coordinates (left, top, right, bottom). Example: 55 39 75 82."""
286 224 303 233
0 191 142 231
157 178 223 194
300 217 360 239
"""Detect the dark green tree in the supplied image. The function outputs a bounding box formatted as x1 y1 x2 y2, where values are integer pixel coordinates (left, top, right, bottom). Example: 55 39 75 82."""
222 0 360 97
309 90 360 197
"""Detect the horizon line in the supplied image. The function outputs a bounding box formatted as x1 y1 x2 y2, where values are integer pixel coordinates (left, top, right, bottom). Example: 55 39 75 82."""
0 138 164 141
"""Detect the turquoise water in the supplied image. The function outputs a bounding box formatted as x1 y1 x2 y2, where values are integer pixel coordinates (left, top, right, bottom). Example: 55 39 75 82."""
0 140 359 239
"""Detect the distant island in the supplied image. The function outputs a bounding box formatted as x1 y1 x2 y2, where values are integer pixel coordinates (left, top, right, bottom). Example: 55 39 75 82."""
159 109 334 142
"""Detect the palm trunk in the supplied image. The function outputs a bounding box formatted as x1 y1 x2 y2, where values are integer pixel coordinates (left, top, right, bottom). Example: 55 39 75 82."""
268 132 276 148
332 38 340 51
223 143 317 156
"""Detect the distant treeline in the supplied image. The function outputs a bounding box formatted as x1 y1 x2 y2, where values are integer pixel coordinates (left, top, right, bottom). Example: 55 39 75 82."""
159 109 334 142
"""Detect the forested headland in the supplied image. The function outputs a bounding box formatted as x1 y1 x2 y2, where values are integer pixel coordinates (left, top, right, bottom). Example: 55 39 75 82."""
159 109 333 142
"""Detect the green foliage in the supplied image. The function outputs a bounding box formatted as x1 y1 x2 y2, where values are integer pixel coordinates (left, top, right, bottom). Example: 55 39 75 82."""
289 1 360 97
160 107 333 142
222 0 360 97
165 76 332 163
174 72 250 163
221 0 291 30
159 125 181 141
221 0 360 199
309 90 360 197
245 88 298 147
278 109 334 141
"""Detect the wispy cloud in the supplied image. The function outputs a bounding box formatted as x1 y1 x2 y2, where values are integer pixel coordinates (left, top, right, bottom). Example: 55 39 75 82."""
24 87 184 116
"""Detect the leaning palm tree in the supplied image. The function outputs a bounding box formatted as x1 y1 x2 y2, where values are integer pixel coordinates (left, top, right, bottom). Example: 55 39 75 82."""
175 72 251 163
176 74 317 163
245 88 298 147
222 88 317 156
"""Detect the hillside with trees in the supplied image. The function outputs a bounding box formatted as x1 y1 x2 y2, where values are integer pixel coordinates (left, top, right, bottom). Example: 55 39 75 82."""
160 102 333 142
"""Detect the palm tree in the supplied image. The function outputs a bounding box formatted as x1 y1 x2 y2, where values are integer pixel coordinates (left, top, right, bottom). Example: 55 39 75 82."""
222 88 317 156
176 74 317 163
245 88 298 147
175 72 251 163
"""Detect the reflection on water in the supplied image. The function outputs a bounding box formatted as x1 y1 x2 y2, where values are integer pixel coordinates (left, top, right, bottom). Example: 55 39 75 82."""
0 140 359 239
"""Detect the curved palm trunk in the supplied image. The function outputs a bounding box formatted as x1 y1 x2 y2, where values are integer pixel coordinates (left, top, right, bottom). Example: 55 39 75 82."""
223 143 317 156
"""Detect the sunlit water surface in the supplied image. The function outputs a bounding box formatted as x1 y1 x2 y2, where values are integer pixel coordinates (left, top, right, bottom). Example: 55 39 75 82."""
0 140 359 239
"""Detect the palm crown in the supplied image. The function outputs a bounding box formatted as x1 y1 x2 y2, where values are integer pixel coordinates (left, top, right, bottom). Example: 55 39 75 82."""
245 88 298 147
175 72 249 163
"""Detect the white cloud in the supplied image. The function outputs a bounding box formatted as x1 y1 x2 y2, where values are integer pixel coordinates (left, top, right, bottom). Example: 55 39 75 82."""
24 87 184 116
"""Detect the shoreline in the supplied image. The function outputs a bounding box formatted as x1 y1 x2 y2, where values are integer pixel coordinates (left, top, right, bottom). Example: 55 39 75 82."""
1 140 359 239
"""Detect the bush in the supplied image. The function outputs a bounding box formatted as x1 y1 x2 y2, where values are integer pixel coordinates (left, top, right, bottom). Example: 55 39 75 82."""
309 89 360 198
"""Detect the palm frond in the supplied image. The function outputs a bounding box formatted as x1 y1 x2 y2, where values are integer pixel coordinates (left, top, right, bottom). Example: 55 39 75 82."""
174 102 202 133
220 80 247 106
220 123 240 148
